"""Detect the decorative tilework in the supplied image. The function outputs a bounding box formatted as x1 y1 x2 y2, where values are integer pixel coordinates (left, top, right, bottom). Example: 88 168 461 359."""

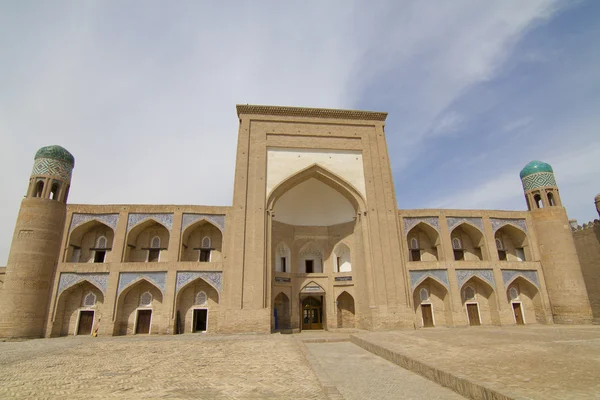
31 158 73 181
127 213 173 232
521 172 557 191
490 218 528 233
117 272 167 296
403 217 440 234
456 269 495 289
58 273 109 295
409 269 449 290
447 217 484 232
182 214 225 233
176 271 222 293
502 269 540 288
69 213 119 234
35 145 75 166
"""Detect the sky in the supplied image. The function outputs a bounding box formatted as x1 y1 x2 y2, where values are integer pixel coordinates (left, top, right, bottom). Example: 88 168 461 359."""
0 1 599 264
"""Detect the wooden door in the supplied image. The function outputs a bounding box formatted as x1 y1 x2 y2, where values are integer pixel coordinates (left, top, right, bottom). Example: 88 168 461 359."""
421 304 434 327
467 304 481 326
136 310 152 334
512 303 524 325
77 311 94 335
301 297 323 330
194 309 208 332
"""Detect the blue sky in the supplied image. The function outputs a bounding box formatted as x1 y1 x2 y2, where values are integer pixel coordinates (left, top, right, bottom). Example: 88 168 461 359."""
0 1 599 264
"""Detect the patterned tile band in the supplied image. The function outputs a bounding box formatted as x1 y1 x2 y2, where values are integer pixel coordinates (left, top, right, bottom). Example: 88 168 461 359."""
502 269 540 288
446 217 484 232
176 271 222 293
31 158 73 181
58 273 109 295
409 269 449 290
403 217 440 234
521 172 556 191
117 272 167 296
490 218 528 233
69 213 119 234
127 213 173 232
182 214 226 233
456 269 496 289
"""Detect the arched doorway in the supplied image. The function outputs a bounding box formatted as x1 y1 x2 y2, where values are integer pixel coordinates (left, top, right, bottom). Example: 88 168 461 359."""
302 296 323 330
336 292 355 328
273 292 291 330
51 281 104 337
114 279 163 335
461 276 499 326
506 277 545 324
412 277 451 328
175 277 220 333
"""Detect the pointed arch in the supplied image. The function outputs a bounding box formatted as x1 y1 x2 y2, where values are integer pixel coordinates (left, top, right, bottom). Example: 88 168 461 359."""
407 222 440 261
175 276 221 305
461 275 500 325
300 280 325 293
412 273 449 292
412 276 452 327
114 278 164 335
67 219 115 263
450 222 486 261
124 219 170 262
51 280 105 337
180 219 223 262
506 276 545 324
175 276 221 334
275 241 291 273
336 291 356 328
273 292 291 330
298 241 324 273
495 224 530 262
267 163 366 213
117 277 165 301
333 242 351 272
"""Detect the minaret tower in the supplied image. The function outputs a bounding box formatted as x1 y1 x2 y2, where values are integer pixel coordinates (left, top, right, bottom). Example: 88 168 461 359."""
0 146 74 337
520 160 592 324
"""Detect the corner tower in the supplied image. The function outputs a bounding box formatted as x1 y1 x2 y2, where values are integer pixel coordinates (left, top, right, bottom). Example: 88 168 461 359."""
0 146 74 337
520 160 592 323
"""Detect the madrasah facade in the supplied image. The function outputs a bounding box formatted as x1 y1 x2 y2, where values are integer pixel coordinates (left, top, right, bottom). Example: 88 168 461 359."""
0 104 598 338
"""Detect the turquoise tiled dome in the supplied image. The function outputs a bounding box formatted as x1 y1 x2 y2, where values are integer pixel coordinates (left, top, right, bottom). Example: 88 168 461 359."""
34 145 75 167
519 160 553 179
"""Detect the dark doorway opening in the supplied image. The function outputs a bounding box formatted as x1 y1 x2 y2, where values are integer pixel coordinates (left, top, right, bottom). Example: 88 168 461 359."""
421 304 434 327
77 310 94 335
193 309 208 332
466 303 481 326
305 260 314 273
136 310 152 334
512 302 524 325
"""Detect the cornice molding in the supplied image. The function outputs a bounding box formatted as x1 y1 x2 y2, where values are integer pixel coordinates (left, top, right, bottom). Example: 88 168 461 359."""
236 104 387 121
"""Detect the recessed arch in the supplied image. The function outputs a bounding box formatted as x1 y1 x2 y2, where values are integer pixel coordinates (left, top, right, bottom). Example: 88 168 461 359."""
175 277 220 334
412 277 451 327
114 278 164 335
275 241 291 273
407 222 440 261
412 274 449 292
66 220 115 263
267 163 366 213
450 222 486 261
495 224 530 262
273 292 291 330
180 219 223 262
460 275 500 326
336 291 356 328
51 280 105 337
333 242 351 272
506 276 545 324
175 276 221 305
124 219 170 262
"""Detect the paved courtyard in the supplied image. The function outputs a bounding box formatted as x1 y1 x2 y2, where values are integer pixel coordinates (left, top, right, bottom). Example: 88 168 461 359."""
353 325 600 400
0 334 328 399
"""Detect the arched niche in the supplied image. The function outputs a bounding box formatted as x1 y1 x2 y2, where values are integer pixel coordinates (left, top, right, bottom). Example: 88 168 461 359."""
461 276 499 326
336 291 355 328
273 292 291 330
298 241 324 273
114 278 164 335
412 277 451 328
406 222 440 261
495 225 530 262
175 277 220 333
51 280 104 337
66 220 115 263
180 219 223 262
506 277 546 324
451 223 486 261
333 242 351 272
275 242 291 273
124 219 170 262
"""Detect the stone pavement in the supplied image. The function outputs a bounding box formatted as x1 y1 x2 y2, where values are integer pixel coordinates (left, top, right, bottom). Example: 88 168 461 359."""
305 341 465 400
352 325 600 400
0 334 328 399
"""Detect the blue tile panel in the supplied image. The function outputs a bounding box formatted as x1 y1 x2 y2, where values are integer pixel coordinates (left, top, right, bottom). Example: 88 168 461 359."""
521 172 557 191
127 213 174 232
58 273 109 295
403 217 440 234
69 213 119 234
182 213 225 233
409 269 449 290
456 269 495 289
490 218 528 233
502 269 540 288
176 271 222 293
446 217 484 232
117 272 167 296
